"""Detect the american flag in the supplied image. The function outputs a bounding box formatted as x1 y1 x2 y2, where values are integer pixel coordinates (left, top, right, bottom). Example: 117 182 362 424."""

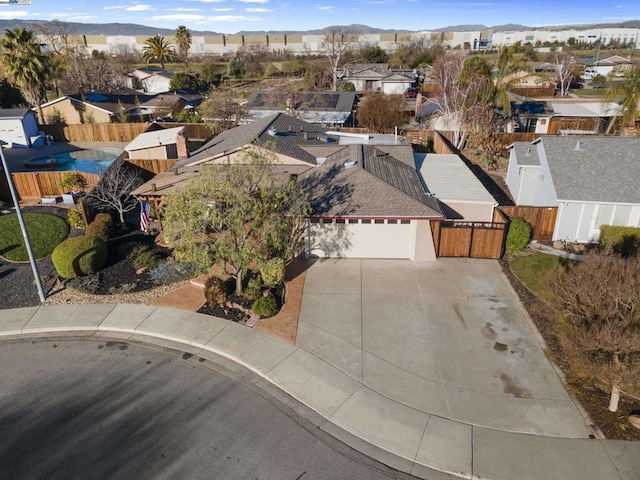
140 201 151 233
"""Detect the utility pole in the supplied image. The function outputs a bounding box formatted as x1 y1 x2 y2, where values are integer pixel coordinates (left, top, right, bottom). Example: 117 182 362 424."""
0 144 46 303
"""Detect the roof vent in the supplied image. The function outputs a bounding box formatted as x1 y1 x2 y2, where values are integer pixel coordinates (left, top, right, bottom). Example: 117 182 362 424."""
526 148 531 156
574 140 582 151
344 160 357 169
268 128 277 136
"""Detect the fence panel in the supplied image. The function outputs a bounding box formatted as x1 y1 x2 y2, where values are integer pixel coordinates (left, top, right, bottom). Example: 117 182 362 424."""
126 159 176 175
498 206 557 241
11 171 101 199
433 220 507 259
41 123 219 143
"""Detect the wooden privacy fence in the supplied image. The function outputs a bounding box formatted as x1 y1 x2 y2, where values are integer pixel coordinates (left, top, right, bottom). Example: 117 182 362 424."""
41 122 218 143
10 171 101 200
432 209 509 259
498 206 557 241
126 159 177 176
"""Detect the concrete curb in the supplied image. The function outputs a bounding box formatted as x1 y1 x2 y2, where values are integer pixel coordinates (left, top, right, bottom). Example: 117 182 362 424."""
1 304 638 480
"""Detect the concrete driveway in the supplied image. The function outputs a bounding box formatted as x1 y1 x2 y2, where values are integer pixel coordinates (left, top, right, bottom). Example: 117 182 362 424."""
296 258 593 438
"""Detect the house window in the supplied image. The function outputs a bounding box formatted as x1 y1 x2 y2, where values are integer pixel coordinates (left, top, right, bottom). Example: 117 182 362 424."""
400 219 410 224
361 219 371 224
374 219 384 224
310 218 320 224
322 218 333 224
335 219 346 224
388 219 398 224
348 219 358 224
540 118 547 125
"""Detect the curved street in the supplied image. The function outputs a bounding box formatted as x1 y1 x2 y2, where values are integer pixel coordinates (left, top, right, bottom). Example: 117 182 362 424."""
0 339 410 480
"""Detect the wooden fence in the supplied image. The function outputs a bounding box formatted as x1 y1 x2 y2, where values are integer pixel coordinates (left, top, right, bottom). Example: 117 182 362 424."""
547 118 597 135
126 159 177 176
432 208 509 259
10 171 101 200
40 122 217 143
498 206 557 242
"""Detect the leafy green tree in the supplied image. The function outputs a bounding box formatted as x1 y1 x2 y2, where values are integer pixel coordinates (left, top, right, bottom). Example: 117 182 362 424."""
0 77 25 108
175 25 192 68
227 57 246 79
606 69 640 132
358 45 389 63
0 28 51 122
142 35 178 68
163 149 309 295
170 72 206 91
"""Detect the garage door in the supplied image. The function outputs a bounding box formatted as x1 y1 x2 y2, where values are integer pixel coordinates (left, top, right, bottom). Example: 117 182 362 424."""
307 218 414 258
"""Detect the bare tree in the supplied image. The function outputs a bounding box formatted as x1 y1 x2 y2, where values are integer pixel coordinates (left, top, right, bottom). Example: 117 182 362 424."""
357 92 407 132
550 51 577 97
199 86 251 129
86 159 143 225
547 248 640 412
321 28 358 91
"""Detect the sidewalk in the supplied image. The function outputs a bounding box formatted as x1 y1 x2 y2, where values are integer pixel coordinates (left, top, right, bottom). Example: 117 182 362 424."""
1 304 638 480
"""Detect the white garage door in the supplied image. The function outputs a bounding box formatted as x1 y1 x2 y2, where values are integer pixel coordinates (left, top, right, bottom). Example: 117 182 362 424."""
307 219 414 258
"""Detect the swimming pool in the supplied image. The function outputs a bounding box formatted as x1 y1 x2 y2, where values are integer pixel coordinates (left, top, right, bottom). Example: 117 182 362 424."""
24 148 123 174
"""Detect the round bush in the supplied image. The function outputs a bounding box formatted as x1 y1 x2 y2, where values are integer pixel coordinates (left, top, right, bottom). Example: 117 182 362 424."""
52 235 107 279
205 276 228 306
132 250 161 270
85 221 110 241
93 212 113 227
251 296 278 317
260 257 285 287
506 217 532 254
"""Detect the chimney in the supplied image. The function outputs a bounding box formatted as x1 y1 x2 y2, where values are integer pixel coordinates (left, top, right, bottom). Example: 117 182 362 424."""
176 131 188 158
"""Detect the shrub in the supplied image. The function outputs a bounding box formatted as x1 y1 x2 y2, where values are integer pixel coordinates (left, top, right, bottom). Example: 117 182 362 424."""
85 220 110 241
149 260 202 285
93 212 113 228
52 235 107 279
132 250 161 270
60 172 86 193
67 207 85 230
124 242 150 259
244 273 263 301
108 283 136 294
505 217 532 254
66 273 101 293
260 257 285 287
599 225 640 256
251 296 278 317
205 276 228 306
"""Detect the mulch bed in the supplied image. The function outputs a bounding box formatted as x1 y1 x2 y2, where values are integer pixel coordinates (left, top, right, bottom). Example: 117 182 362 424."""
500 256 640 440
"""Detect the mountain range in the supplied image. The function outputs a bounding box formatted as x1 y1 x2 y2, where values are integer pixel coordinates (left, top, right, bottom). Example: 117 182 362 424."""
0 19 639 37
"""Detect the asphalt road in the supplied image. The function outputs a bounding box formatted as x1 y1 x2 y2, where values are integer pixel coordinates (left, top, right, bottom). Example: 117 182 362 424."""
0 338 413 480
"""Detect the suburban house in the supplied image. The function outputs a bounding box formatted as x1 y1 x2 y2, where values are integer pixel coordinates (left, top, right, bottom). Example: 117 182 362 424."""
340 64 417 94
0 109 41 148
39 91 154 124
499 71 556 97
244 91 358 127
506 135 640 243
126 67 175 94
507 100 622 134
124 126 188 160
589 55 634 77
133 113 450 260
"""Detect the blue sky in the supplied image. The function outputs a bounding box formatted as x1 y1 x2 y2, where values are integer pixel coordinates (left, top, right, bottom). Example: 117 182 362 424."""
1 1 639 33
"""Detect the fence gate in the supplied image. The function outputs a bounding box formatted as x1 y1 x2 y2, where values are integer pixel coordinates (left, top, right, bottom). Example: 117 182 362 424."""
432 219 507 259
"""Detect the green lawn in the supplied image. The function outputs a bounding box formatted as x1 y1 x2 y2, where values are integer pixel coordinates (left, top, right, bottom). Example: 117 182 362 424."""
510 253 571 302
0 213 69 261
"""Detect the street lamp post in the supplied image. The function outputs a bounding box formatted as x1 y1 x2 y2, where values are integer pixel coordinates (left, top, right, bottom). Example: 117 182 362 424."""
0 144 46 303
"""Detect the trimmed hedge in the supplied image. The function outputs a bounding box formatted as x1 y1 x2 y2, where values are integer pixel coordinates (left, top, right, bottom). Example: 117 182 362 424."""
599 225 640 256
52 235 107 279
94 212 113 228
506 217 532 254
85 221 110 241
205 276 228 306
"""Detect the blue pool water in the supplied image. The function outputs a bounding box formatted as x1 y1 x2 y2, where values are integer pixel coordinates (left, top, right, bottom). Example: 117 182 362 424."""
25 148 123 174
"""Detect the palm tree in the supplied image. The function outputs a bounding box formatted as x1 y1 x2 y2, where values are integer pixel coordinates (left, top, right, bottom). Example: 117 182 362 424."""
0 28 51 123
142 35 178 69
175 25 192 68
606 69 640 133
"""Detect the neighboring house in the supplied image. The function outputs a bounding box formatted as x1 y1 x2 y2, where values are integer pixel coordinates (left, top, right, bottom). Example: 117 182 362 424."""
506 136 640 243
415 153 497 222
136 92 203 121
127 67 175 94
590 55 634 77
40 91 154 124
379 72 415 95
133 113 446 260
500 70 556 97
0 109 40 148
340 64 390 91
124 126 188 160
245 91 358 127
507 100 622 134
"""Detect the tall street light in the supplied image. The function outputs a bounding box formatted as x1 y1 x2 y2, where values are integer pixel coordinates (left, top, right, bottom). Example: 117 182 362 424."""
0 144 46 303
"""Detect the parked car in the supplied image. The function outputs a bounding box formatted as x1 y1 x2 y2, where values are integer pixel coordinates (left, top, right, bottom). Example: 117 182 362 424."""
405 87 419 98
